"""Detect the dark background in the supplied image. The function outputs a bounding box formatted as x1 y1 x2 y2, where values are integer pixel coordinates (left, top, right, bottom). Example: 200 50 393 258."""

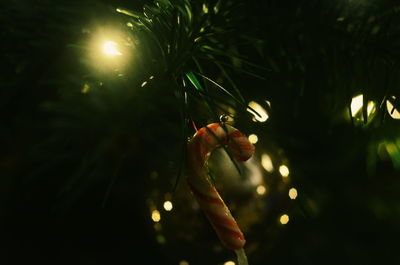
2 0 400 264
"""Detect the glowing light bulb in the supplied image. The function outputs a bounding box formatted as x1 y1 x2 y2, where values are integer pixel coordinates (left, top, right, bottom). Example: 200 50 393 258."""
248 134 258 144
151 210 161 222
387 97 400 119
261 153 274 172
248 101 269 122
279 165 289 177
163 201 173 211
256 185 267 195
350 94 376 118
289 188 298 199
351 94 363 117
367 101 375 116
280 214 289 225
102 40 122 57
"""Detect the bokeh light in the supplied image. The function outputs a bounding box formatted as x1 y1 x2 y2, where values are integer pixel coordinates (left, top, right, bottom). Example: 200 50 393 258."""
350 94 376 118
163 201 173 211
387 96 400 119
256 184 267 195
279 165 289 177
102 40 122 57
280 214 289 225
248 134 259 144
151 209 161 222
288 188 298 199
224 261 235 265
350 94 363 116
88 28 132 72
261 153 274 172
248 101 269 122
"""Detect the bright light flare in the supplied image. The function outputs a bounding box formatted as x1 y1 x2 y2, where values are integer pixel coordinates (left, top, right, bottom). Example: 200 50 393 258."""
102 40 122 57
88 29 132 72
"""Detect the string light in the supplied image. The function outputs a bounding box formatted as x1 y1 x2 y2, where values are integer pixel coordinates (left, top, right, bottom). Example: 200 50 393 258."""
350 94 376 118
248 134 259 144
350 94 363 116
280 214 289 225
163 201 173 211
141 81 148 87
102 40 122 57
248 101 269 122
256 185 267 195
88 28 132 72
261 153 274 172
289 188 298 199
387 96 400 119
151 210 161 222
279 165 289 177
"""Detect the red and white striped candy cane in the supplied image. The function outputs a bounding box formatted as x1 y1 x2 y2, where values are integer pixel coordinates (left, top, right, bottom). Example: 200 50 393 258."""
186 122 255 253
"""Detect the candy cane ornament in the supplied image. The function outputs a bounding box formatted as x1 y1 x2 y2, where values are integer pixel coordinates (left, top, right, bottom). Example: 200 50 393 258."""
186 122 255 264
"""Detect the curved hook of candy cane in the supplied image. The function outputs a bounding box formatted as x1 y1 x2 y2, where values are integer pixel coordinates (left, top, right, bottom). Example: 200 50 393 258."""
186 122 255 264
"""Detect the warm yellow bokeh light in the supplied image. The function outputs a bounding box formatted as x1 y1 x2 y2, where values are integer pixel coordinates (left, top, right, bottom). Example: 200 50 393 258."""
351 94 363 116
280 214 289 225
248 101 269 122
289 188 298 199
350 94 376 118
248 134 259 144
163 201 173 211
387 97 400 119
179 261 189 265
261 153 274 172
224 261 235 265
102 40 122 57
279 165 289 177
151 210 161 222
367 101 375 116
88 28 131 72
256 185 267 195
